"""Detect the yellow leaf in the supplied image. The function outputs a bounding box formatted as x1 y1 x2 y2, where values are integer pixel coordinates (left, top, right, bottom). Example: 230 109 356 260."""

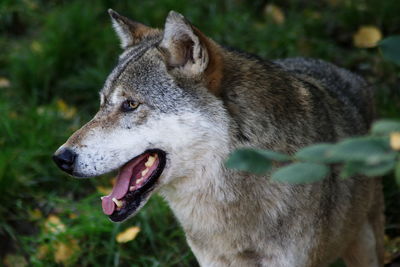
353 26 382 48
390 132 400 150
63 106 77 119
29 208 42 220
36 106 46 115
57 99 68 113
69 213 77 219
30 41 42 53
54 239 79 264
116 226 141 243
36 244 49 260
56 99 77 119
97 186 112 195
264 4 285 25
44 215 66 234
8 111 18 119
0 77 11 88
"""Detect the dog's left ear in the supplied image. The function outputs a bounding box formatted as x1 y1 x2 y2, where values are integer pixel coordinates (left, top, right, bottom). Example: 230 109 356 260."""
159 11 223 95
108 9 158 49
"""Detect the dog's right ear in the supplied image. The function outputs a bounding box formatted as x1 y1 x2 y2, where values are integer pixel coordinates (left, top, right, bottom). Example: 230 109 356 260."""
108 9 158 49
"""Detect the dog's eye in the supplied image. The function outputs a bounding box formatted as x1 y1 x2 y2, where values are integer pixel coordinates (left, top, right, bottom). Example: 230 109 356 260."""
121 100 140 112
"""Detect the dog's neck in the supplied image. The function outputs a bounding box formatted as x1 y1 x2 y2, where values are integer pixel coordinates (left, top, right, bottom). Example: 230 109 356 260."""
159 48 301 250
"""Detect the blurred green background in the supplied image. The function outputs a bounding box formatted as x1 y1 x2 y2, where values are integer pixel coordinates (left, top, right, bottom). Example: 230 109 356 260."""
0 0 399 266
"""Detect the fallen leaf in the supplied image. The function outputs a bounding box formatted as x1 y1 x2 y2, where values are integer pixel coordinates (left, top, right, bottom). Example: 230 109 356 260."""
264 4 285 25
353 26 382 48
56 99 68 112
0 77 11 88
63 107 77 119
44 215 66 234
8 111 18 119
36 106 46 115
54 239 79 264
36 244 49 260
30 41 42 53
390 132 400 150
29 208 42 220
116 226 141 243
56 99 77 119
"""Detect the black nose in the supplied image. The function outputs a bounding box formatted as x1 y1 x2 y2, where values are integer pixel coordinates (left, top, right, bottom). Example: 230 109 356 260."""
53 148 77 174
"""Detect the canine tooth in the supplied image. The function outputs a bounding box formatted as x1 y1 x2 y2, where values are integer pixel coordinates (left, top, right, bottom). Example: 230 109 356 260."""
141 168 149 176
145 155 156 167
136 178 142 184
112 197 123 208
129 186 135 191
101 196 105 200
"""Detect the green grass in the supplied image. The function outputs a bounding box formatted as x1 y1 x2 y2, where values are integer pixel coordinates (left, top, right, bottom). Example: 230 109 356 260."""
1 0 399 266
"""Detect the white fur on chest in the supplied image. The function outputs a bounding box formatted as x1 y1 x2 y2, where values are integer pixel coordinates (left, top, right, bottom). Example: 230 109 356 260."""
160 157 314 267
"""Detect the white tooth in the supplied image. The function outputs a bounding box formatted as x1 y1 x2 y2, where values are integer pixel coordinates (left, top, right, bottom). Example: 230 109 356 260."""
112 197 123 208
145 156 156 167
101 196 105 200
136 178 142 184
129 186 135 191
141 168 149 177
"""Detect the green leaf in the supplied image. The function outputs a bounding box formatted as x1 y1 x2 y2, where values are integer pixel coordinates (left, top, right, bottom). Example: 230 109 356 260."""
340 156 396 179
371 119 400 135
225 148 273 174
327 137 391 163
271 162 329 184
294 143 335 163
254 149 291 162
379 35 400 65
395 160 400 187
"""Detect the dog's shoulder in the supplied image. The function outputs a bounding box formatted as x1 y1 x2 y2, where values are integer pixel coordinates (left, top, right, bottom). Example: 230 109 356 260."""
274 57 375 126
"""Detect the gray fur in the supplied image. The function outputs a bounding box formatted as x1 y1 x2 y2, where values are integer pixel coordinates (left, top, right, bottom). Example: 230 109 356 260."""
54 10 384 267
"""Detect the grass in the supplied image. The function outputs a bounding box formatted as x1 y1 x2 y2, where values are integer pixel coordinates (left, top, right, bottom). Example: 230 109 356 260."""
0 0 399 266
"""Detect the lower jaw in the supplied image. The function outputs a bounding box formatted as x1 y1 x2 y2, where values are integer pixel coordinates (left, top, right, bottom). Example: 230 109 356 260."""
108 149 166 222
108 189 147 222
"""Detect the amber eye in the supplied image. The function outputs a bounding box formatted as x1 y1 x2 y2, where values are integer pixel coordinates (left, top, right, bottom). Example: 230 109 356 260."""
121 100 140 112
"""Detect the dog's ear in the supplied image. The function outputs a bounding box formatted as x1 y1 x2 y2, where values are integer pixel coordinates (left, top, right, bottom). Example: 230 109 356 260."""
108 9 158 49
159 11 223 95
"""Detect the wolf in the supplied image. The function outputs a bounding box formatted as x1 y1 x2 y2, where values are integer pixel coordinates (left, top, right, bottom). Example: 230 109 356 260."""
53 9 384 267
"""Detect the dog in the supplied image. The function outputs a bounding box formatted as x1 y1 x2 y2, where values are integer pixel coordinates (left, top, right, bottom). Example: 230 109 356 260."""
53 9 384 267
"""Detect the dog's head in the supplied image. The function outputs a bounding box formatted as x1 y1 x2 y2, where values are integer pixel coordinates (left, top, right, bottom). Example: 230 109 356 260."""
53 10 228 222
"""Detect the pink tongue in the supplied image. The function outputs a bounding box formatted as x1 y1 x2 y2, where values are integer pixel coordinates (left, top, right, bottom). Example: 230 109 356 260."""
101 155 146 215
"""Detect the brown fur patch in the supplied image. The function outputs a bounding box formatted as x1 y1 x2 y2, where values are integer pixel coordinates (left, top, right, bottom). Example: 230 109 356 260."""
193 27 224 96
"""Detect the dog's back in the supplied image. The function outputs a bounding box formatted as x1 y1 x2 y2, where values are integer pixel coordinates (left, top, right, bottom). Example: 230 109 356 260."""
275 57 375 130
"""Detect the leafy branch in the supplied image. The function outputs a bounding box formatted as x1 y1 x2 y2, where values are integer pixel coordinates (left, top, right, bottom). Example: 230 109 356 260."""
226 120 400 186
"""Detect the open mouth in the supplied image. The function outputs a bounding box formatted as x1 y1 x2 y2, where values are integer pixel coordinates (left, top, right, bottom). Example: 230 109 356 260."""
101 149 166 222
